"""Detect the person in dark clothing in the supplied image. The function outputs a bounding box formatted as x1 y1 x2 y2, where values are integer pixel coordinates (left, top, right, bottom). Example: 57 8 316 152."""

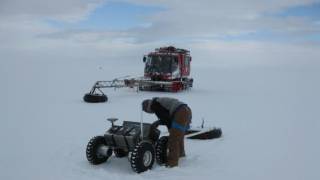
142 97 192 167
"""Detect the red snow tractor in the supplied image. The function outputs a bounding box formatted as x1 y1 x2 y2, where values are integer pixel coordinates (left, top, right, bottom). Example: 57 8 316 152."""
83 46 194 103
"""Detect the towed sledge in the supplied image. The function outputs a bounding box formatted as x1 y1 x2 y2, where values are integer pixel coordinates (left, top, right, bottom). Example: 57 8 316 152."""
186 127 222 139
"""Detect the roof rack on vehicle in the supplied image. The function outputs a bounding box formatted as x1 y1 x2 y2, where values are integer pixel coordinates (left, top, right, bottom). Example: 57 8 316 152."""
155 46 190 55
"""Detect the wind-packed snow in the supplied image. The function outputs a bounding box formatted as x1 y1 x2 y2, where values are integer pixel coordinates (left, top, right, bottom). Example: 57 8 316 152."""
1 54 320 180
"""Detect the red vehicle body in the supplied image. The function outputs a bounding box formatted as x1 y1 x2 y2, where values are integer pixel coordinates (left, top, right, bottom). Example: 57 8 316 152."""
140 46 193 92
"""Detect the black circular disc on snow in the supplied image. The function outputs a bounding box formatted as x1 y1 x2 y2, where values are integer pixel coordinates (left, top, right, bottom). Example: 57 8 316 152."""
83 93 108 103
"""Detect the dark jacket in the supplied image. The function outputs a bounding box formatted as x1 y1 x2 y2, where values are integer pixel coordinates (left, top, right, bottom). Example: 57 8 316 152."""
150 97 186 129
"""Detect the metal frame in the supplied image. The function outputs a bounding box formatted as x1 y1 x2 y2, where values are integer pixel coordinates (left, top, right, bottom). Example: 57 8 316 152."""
88 77 192 96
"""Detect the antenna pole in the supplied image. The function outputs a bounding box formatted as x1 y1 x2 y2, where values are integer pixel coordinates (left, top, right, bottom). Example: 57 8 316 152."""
140 105 144 140
201 118 205 128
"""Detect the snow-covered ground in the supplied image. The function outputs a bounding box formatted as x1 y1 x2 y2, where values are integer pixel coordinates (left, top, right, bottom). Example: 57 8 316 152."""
1 54 320 180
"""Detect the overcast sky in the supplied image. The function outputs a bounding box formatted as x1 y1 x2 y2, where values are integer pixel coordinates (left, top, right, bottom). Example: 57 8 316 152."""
1 0 320 66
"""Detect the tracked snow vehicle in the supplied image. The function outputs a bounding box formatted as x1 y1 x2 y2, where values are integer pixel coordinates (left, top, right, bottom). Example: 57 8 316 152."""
140 46 193 91
83 46 193 103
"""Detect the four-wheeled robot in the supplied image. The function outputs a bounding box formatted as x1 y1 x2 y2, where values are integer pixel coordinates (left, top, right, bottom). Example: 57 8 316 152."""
86 118 169 173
